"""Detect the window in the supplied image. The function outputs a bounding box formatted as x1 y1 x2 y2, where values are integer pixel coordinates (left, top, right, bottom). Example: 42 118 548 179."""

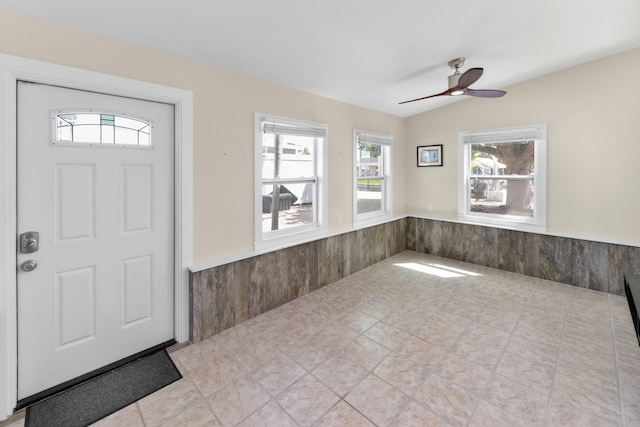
354 130 392 223
254 114 327 248
458 124 546 231
54 112 151 147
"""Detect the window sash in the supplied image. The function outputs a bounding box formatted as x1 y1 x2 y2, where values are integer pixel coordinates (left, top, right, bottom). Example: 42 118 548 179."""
255 113 327 248
356 176 385 215
458 124 547 231
356 172 384 179
356 154 384 177
469 174 533 180
262 177 316 185
356 176 385 183
465 143 537 216
354 129 392 222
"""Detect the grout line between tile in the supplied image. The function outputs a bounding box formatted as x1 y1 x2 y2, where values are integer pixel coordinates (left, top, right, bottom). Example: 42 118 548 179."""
465 276 529 426
610 293 628 427
541 285 570 427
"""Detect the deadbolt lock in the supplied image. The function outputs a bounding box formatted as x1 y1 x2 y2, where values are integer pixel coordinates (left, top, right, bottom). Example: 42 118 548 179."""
19 231 39 254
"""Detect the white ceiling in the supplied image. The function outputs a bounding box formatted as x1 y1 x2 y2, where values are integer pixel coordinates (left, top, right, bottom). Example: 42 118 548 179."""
2 0 639 117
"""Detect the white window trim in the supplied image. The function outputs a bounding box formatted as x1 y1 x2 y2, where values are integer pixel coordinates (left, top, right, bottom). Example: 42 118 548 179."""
458 124 547 233
254 113 328 250
353 129 393 226
0 53 193 420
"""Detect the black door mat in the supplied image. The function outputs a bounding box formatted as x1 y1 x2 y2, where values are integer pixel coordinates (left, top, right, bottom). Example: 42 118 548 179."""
25 349 181 427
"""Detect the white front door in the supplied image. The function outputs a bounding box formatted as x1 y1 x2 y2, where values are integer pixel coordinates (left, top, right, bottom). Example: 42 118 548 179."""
16 82 175 400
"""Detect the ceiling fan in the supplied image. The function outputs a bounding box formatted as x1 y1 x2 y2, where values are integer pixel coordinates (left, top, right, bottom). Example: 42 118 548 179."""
399 57 506 104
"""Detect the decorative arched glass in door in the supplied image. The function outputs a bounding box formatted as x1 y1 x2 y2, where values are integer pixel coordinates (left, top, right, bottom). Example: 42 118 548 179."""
54 111 152 147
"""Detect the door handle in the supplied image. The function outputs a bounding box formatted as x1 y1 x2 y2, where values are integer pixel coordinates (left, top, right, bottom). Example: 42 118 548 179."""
19 231 39 254
21 260 38 272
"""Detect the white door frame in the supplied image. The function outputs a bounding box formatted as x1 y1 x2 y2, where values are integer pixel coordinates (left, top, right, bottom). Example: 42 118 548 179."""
0 53 193 419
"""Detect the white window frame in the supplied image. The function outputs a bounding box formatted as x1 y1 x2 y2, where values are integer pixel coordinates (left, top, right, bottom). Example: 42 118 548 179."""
458 124 547 232
254 113 327 250
353 129 393 225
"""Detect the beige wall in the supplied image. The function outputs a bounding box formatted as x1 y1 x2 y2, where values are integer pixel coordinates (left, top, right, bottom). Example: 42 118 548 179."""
2 8 637 260
0 9 406 264
406 48 640 246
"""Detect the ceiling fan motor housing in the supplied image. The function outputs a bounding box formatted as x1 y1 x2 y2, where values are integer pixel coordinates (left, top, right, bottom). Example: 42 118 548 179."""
448 73 462 89
447 57 465 89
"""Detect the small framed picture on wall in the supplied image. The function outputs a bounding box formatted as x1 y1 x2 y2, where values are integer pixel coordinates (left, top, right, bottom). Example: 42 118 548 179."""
417 144 443 167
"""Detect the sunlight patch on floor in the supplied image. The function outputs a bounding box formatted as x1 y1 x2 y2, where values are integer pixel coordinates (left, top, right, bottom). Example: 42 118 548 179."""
394 262 482 278
430 263 482 277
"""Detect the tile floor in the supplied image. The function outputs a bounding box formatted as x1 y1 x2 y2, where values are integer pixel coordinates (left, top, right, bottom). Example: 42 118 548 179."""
6 250 640 426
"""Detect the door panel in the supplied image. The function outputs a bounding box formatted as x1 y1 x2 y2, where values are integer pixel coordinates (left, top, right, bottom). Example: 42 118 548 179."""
55 164 96 242
121 165 153 233
122 255 153 325
17 82 175 399
54 266 96 349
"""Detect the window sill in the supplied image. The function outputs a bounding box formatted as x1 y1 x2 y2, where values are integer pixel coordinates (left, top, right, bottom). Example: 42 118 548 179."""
457 213 547 234
254 225 328 253
354 211 393 228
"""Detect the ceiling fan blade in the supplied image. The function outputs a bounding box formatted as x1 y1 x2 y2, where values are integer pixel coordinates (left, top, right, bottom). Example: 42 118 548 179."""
457 67 483 88
399 88 453 104
466 89 506 98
